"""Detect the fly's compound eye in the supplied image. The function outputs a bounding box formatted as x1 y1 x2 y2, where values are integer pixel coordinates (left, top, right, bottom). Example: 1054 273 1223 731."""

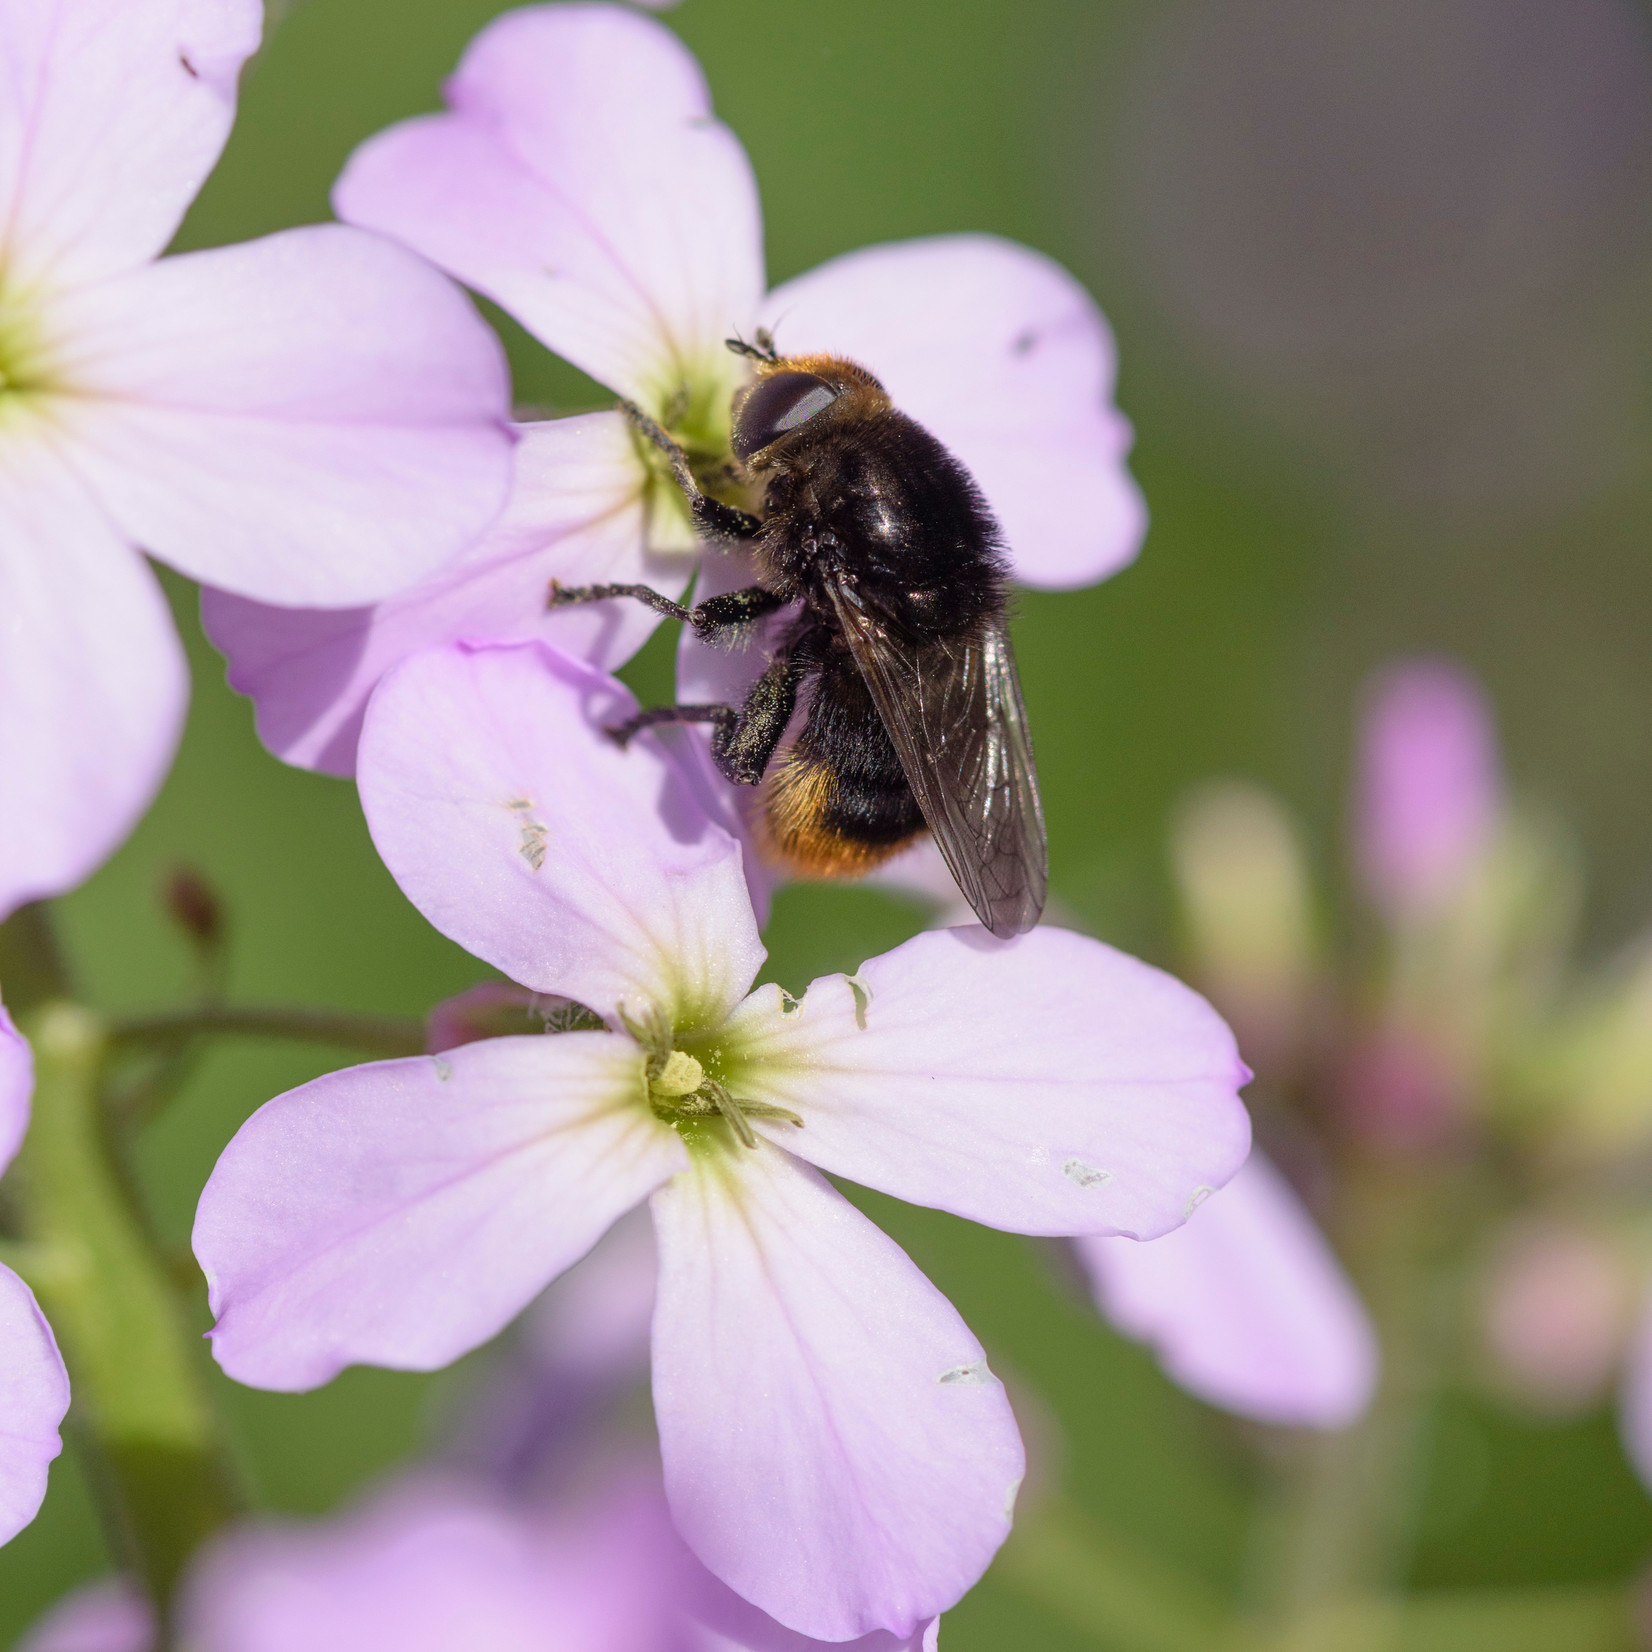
732 371 839 461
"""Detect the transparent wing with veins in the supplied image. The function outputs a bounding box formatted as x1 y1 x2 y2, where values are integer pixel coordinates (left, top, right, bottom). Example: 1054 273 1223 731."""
827 576 1047 937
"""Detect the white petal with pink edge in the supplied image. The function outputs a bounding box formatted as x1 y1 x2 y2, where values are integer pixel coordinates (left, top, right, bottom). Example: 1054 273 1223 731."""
651 1142 1023 1642
762 235 1145 591
194 1034 685 1392
1076 1153 1378 1428
730 926 1251 1239
53 225 512 607
0 438 187 919
0 0 260 292
0 1263 69 1546
359 641 764 1028
688 1564 941 1652
0 1004 32 1175
335 3 763 410
201 414 681 777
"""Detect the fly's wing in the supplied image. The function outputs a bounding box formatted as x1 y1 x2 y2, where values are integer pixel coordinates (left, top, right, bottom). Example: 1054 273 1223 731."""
827 579 1047 936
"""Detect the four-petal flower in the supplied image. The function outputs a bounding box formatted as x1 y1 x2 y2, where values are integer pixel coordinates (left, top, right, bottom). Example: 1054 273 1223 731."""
194 640 1248 1640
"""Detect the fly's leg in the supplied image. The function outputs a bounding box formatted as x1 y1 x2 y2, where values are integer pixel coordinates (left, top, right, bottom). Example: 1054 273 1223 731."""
607 648 806 787
547 582 695 625
606 703 735 749
547 580 785 641
621 400 760 542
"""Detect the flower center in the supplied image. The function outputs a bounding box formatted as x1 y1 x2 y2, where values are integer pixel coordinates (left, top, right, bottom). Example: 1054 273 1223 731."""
0 288 60 423
621 1004 801 1150
630 350 759 549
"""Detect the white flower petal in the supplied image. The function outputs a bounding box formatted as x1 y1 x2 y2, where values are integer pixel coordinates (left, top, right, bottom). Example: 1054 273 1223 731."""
334 4 763 411
196 1035 684 1392
651 1143 1022 1642
1076 1154 1378 1427
359 640 765 1029
762 235 1144 590
0 0 260 290
202 414 679 776
728 927 1251 1240
0 434 186 917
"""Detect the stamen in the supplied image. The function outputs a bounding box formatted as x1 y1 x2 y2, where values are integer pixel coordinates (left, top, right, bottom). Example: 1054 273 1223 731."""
701 1077 757 1149
697 1078 802 1147
618 1004 673 1070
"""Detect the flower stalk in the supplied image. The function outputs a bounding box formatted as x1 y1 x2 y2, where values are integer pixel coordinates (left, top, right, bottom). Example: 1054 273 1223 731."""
8 988 242 1623
1243 1159 1477 1646
111 1003 427 1060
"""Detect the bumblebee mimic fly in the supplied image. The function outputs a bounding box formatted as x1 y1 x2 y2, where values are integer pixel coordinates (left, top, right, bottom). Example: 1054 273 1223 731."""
549 333 1047 938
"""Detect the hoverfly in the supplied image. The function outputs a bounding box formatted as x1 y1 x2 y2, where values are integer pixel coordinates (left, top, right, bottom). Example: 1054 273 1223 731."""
551 334 1046 938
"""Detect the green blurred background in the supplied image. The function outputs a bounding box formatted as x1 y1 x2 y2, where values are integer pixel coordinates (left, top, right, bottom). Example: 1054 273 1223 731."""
8 0 1652 1642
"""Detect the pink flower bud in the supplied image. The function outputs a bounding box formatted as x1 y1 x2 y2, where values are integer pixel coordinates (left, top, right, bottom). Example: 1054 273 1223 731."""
1355 661 1502 920
1479 1220 1633 1414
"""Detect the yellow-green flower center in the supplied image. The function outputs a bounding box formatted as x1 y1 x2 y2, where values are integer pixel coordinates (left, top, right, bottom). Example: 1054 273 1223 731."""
621 1003 799 1153
0 285 63 425
631 346 757 551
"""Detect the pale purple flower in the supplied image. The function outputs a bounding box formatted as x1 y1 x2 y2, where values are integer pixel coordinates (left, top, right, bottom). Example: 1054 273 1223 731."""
190 1480 690 1652
23 1220 936 1652
439 1207 662 1495
1074 1153 1377 1429
194 640 1248 1640
203 1 1145 776
0 0 513 916
1354 661 1502 921
21 1479 939 1652
0 1005 71 1545
15 1579 151 1652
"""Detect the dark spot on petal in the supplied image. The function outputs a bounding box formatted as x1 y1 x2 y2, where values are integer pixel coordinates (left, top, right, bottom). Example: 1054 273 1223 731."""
179 50 199 77
1012 328 1040 356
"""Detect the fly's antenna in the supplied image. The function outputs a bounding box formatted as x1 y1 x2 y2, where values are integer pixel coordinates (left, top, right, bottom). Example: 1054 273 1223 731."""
726 328 780 364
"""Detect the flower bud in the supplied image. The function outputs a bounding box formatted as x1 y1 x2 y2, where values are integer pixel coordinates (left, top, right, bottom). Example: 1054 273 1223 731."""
1354 661 1501 923
1519 939 1652 1161
1477 1218 1634 1414
162 864 225 954
1170 781 1315 1075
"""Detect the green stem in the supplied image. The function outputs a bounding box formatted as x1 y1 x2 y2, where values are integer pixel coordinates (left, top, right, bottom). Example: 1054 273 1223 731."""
112 1003 427 1059
1244 1162 1468 1649
13 1001 242 1622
